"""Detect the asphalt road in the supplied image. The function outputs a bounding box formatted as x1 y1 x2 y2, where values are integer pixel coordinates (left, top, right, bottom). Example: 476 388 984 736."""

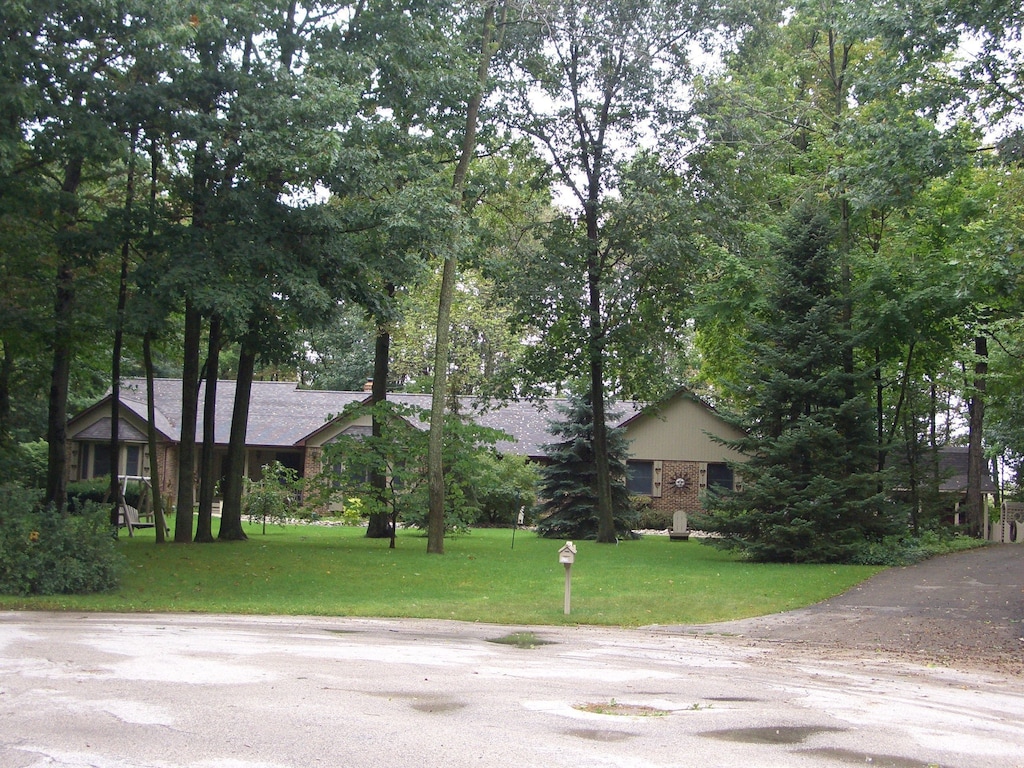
2 606 1022 768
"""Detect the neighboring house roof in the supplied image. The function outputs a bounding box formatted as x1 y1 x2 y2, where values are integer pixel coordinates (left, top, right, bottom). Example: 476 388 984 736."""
69 379 731 461
892 446 998 494
933 446 999 494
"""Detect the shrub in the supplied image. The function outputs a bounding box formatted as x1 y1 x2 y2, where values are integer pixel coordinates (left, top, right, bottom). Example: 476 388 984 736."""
0 486 126 595
321 400 512 539
473 453 540 526
0 440 49 487
848 530 987 566
66 478 110 508
635 502 672 531
65 477 146 510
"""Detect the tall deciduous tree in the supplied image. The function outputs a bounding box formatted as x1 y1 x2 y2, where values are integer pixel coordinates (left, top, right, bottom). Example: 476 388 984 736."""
150 0 376 540
3 1 153 512
500 0 719 541
426 0 507 554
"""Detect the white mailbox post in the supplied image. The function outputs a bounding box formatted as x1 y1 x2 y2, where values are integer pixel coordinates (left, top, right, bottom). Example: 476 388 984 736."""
558 541 577 615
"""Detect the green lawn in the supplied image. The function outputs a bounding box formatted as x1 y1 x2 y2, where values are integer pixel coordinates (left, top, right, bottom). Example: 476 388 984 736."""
0 524 882 626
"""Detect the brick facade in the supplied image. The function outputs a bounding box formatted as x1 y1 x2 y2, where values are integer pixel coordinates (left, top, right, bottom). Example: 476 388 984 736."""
303 447 323 481
646 460 706 514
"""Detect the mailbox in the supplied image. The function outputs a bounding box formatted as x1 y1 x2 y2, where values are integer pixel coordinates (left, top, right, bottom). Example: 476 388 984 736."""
558 541 577 615
558 541 577 565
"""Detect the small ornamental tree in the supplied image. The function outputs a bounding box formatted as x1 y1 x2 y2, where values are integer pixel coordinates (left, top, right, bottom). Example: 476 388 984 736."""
535 390 638 540
318 402 429 549
695 204 895 563
242 461 303 534
320 401 510 547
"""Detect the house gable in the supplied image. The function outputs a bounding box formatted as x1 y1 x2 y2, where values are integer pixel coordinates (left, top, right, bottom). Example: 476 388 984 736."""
303 403 375 448
620 391 745 464
74 416 148 442
67 397 164 444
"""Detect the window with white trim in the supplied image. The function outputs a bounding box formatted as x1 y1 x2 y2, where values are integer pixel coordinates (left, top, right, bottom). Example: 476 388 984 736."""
79 443 144 480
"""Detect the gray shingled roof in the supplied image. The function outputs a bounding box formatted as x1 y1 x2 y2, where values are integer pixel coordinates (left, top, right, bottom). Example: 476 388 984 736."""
114 379 367 448
933 446 999 493
891 445 998 494
93 379 646 458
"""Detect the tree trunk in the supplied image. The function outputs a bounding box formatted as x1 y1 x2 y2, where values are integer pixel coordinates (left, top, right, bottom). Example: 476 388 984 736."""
174 300 202 542
144 333 166 543
44 154 84 514
427 254 457 554
0 340 11 446
584 197 615 543
108 257 126 527
109 132 136 529
426 1 501 554
965 334 988 538
195 315 222 542
218 341 254 541
367 291 393 539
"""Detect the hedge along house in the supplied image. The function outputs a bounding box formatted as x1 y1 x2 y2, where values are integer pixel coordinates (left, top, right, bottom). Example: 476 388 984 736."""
66 379 747 527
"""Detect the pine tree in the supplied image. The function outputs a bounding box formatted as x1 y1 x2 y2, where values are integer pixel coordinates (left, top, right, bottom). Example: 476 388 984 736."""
697 204 895 563
535 390 638 540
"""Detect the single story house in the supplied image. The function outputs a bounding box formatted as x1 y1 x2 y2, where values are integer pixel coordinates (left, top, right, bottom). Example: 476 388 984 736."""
66 378 747 521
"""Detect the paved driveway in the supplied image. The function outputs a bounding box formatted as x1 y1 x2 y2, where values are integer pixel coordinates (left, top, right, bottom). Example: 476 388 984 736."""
668 543 1024 676
1 545 1022 768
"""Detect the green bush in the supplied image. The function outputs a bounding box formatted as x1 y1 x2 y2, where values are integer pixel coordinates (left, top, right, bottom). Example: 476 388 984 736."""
65 477 147 510
848 530 987 566
66 477 110 508
635 501 672 531
400 488 478 536
0 486 126 595
473 453 540 526
0 440 49 487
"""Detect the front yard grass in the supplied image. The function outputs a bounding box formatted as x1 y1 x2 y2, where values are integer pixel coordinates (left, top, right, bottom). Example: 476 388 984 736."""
0 524 882 626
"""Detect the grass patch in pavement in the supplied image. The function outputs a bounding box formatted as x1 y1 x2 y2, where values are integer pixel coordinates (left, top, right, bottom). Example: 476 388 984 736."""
0 523 881 626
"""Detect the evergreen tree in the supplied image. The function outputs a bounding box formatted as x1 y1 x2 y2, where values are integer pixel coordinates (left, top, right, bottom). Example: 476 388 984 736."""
535 390 638 541
697 204 895 563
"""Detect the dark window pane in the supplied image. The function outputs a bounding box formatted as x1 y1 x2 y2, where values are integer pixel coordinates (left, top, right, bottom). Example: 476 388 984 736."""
627 461 654 495
706 463 733 490
125 446 141 476
93 444 112 478
79 444 91 480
